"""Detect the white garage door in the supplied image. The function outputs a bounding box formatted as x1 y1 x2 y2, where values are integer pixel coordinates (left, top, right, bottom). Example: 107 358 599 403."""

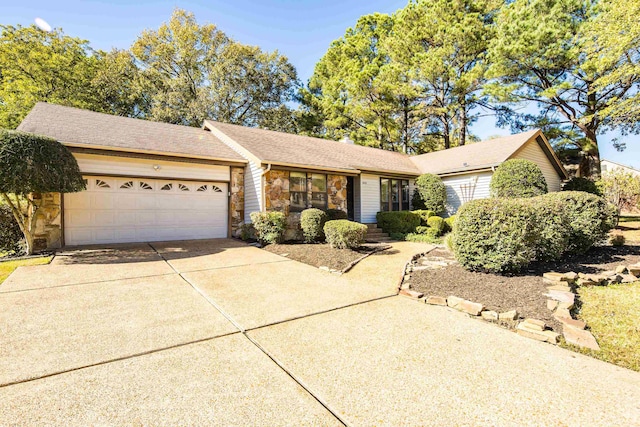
64 176 228 246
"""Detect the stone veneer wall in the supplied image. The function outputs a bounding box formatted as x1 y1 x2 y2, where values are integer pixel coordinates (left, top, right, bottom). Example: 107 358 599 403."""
263 170 348 241
327 175 347 211
33 192 62 251
230 167 245 234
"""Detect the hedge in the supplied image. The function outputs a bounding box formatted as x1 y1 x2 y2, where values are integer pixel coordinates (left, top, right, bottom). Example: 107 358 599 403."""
300 208 327 243
412 210 435 226
324 220 367 249
444 215 456 233
414 173 447 214
490 159 548 198
427 216 445 236
452 191 616 273
0 204 23 255
453 198 540 273
376 211 421 234
250 211 287 244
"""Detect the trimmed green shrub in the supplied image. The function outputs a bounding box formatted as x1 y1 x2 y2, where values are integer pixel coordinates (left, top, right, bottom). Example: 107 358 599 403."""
453 198 540 273
412 209 436 225
490 159 548 198
414 173 447 214
300 208 327 243
406 230 441 243
542 191 616 254
427 216 445 236
0 204 23 255
444 215 457 233
325 208 348 221
528 196 571 261
250 211 287 245
563 177 600 195
324 220 367 249
376 211 421 234
411 188 427 210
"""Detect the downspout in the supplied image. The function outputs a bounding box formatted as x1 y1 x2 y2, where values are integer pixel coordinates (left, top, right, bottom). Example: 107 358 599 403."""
261 163 272 212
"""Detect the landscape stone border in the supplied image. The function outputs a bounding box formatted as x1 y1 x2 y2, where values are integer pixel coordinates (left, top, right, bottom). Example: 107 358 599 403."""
398 253 640 349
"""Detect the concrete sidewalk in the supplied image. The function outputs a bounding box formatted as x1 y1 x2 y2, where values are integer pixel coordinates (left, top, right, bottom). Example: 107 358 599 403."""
1 238 639 426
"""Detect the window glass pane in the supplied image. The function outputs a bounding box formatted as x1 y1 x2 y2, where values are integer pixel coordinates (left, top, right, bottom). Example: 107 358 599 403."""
380 179 389 211
311 192 327 209
391 180 400 211
311 174 326 192
290 172 306 192
290 192 307 212
402 180 410 210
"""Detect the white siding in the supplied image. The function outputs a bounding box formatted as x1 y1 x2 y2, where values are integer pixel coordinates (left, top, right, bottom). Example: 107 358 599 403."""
513 140 562 192
441 171 493 216
245 161 263 222
360 174 380 223
601 160 640 177
74 153 230 182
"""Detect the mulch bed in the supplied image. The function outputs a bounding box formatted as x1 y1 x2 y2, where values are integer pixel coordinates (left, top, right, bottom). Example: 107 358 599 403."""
264 242 387 271
410 245 640 333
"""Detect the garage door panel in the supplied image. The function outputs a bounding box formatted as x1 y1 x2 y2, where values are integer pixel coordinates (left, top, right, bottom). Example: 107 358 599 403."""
64 176 228 246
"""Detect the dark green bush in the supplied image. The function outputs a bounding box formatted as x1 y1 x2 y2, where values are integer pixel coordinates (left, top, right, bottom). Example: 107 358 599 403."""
453 198 540 273
427 216 445 236
414 173 447 214
412 209 436 225
541 191 615 254
528 196 571 261
300 208 327 243
250 211 287 245
411 188 427 210
324 220 367 249
563 177 600 195
444 215 457 233
376 211 421 234
389 232 407 241
0 204 23 255
239 223 256 241
490 159 548 198
325 208 348 221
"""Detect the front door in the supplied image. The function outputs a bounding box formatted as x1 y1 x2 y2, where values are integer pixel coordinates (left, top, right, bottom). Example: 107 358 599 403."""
347 176 355 220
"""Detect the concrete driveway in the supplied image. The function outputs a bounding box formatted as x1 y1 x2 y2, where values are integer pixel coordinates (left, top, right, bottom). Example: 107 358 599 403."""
1 238 639 425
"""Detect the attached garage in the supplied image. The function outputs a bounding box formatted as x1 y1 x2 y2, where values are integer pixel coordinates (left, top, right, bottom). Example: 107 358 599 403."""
17 103 247 249
64 176 229 246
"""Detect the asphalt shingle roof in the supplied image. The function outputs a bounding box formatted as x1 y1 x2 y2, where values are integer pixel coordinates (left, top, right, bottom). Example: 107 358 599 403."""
409 130 541 175
17 103 246 163
205 120 421 175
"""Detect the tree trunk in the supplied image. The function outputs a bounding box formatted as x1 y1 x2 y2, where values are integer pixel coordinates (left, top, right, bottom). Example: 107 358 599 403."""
1 193 37 255
442 120 451 149
578 130 601 178
459 105 467 147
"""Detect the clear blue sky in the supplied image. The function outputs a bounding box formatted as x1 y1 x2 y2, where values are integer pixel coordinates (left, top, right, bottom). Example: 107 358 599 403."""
4 0 638 168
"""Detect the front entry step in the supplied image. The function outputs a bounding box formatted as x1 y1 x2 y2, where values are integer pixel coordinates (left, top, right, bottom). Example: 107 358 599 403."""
364 223 392 242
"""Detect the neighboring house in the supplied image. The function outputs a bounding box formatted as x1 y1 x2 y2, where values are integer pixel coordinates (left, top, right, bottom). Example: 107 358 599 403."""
411 130 568 215
601 159 640 177
17 103 568 249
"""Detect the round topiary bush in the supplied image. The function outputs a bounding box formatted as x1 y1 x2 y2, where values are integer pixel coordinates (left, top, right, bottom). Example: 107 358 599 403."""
453 198 540 273
541 191 616 254
249 211 287 245
444 215 457 233
528 196 571 261
414 173 447 214
563 177 600 195
0 204 23 255
300 208 328 243
324 220 367 249
427 216 445 236
412 210 435 226
490 159 548 198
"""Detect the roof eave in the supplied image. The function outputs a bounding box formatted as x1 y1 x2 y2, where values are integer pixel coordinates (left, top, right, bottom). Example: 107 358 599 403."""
62 142 247 165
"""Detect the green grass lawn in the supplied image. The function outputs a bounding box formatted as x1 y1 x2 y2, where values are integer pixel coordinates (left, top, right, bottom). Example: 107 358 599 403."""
572 282 640 372
0 256 52 285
